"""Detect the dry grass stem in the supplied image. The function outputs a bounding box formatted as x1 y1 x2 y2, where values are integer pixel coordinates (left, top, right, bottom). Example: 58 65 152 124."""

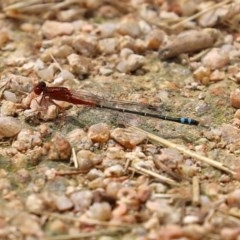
47 212 132 228
124 157 132 173
44 227 130 240
129 126 235 175
129 166 179 186
224 209 240 220
217 209 240 225
171 0 233 29
71 147 78 168
153 157 182 181
152 193 173 199
3 0 41 10
192 176 200 206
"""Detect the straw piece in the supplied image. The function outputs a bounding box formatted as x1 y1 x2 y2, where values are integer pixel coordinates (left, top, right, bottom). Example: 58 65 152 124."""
71 147 78 168
192 176 200 206
129 126 235 175
129 166 179 186
44 227 130 240
171 0 232 29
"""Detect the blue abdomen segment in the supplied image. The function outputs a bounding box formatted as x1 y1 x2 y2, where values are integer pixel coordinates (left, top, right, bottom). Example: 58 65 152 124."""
180 117 199 125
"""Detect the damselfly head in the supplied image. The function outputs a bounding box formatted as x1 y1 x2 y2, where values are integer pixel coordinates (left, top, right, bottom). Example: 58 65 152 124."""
34 81 46 95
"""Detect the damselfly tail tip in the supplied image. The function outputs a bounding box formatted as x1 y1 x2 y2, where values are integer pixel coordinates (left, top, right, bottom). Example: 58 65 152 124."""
180 117 199 125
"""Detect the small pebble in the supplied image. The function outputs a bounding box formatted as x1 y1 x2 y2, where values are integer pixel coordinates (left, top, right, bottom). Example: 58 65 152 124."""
0 100 18 116
98 38 119 55
120 48 134 59
198 8 219 27
227 189 240 208
202 48 230 69
25 194 44 214
111 127 147 149
234 109 240 120
219 174 231 183
116 53 145 73
221 124 240 144
228 65 239 75
15 213 43 237
87 123 110 143
145 29 165 50
220 227 240 240
87 169 104 180
209 69 225 82
3 90 17 103
20 22 36 33
204 182 219 197
66 128 88 144
88 177 105 189
52 45 74 58
104 164 124 177
106 181 122 197
15 168 31 184
157 224 184 239
230 89 240 109
48 219 67 234
95 23 117 38
36 67 54 81
234 72 240 84
41 20 74 39
55 70 74 83
73 36 99 57
0 31 11 48
54 195 73 211
183 224 206 239
117 16 141 38
70 190 93 212
86 202 112 221
0 116 22 139
193 66 211 85
183 215 200 224
67 53 91 76
97 5 120 18
137 185 151 202
76 150 94 171
44 134 72 161
118 35 135 51
99 66 113 76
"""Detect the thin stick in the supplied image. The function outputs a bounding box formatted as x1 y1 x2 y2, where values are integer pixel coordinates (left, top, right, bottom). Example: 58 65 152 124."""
192 176 200 206
71 147 78 168
124 158 132 173
129 166 179 186
49 53 63 72
152 193 173 199
153 157 182 181
47 212 131 227
3 0 40 10
44 227 130 240
129 126 235 175
171 0 232 29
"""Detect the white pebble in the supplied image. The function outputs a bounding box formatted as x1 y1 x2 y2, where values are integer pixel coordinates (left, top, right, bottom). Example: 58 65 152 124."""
86 202 111 221
42 20 74 39
104 164 124 177
0 116 22 139
3 90 17 103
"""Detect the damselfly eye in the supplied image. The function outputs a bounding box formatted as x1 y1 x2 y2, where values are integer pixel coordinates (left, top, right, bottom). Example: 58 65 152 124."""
34 82 46 95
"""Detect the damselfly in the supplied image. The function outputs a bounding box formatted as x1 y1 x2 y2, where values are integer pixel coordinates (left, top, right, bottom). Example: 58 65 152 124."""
34 81 199 125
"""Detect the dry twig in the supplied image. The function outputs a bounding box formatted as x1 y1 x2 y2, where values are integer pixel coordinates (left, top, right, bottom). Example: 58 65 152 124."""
129 165 179 186
44 227 130 240
171 0 233 30
129 126 235 175
192 176 200 206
